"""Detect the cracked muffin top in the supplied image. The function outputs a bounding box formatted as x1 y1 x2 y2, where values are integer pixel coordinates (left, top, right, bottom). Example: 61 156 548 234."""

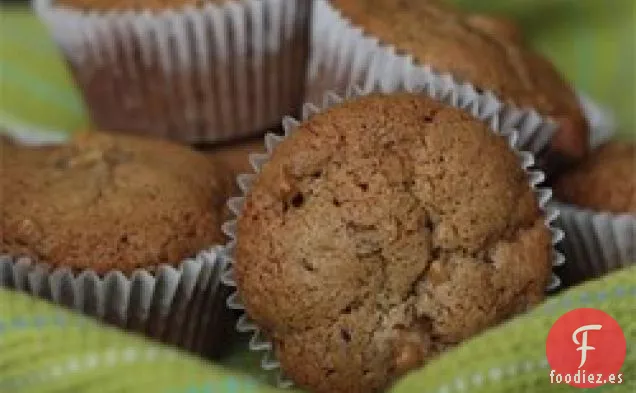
554 141 636 213
1 131 227 275
234 94 552 393
330 0 588 163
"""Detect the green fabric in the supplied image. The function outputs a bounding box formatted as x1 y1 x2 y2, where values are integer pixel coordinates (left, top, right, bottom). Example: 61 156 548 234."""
0 0 634 137
0 287 297 393
451 0 636 139
0 6 89 134
391 266 636 393
1 267 634 392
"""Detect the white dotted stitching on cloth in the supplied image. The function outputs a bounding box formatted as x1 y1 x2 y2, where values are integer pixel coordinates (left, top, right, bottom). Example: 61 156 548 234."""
453 378 466 391
522 360 534 372
488 367 503 381
470 373 484 386
122 347 137 363
432 349 635 393
506 364 518 377
85 353 99 369
437 385 450 393
541 285 635 316
2 347 177 390
104 348 118 366
45 347 169 379
66 358 80 373
433 358 546 393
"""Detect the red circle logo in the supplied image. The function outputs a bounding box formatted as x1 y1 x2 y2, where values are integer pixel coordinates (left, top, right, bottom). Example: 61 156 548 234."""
546 308 626 388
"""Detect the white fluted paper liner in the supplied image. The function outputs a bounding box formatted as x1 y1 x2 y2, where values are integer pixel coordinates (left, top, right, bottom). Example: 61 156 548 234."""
0 131 229 355
34 0 311 143
219 82 565 388
550 116 634 284
552 204 635 284
577 93 616 149
307 0 565 157
0 247 227 353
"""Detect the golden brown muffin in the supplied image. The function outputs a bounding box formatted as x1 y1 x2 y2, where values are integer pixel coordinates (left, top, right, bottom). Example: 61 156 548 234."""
234 94 551 393
465 13 524 43
554 141 636 213
47 0 310 145
201 136 267 220
1 131 228 275
330 0 588 163
204 136 266 181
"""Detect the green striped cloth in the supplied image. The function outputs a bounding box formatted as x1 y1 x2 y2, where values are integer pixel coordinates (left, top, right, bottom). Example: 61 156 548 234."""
0 287 291 393
0 6 89 134
1 267 634 393
0 0 634 138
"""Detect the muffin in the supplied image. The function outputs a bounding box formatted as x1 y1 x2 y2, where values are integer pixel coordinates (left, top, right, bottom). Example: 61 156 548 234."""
1 131 230 354
35 0 311 143
555 141 636 213
309 0 588 164
554 141 636 284
231 94 553 393
465 13 524 43
204 136 267 182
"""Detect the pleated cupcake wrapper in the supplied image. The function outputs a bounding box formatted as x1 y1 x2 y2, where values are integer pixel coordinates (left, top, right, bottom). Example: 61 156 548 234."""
34 0 311 143
308 0 568 158
552 204 635 284
551 117 634 285
0 247 227 355
577 92 616 149
1 128 229 354
219 80 566 387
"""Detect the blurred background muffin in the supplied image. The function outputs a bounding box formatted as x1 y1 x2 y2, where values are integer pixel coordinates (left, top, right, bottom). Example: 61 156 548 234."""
310 0 589 170
1 131 233 356
452 0 634 140
32 0 312 144
553 140 635 285
555 141 636 214
2 0 632 143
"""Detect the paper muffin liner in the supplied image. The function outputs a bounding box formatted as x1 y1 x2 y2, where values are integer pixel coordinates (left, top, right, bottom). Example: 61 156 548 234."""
577 92 616 149
551 204 635 284
0 132 230 357
220 80 566 387
551 114 634 285
34 0 311 144
307 0 572 158
0 248 227 353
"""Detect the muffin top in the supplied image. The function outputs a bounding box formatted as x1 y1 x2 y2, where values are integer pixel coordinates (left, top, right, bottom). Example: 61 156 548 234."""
234 94 551 393
1 131 228 275
464 13 524 43
554 141 636 213
205 136 266 182
330 0 588 162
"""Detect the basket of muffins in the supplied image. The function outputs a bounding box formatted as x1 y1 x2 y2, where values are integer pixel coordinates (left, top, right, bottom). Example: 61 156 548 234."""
0 0 633 392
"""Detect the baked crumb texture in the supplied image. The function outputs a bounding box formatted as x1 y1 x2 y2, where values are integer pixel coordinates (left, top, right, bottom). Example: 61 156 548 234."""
1 132 227 275
555 141 636 213
234 94 552 393
330 0 587 160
